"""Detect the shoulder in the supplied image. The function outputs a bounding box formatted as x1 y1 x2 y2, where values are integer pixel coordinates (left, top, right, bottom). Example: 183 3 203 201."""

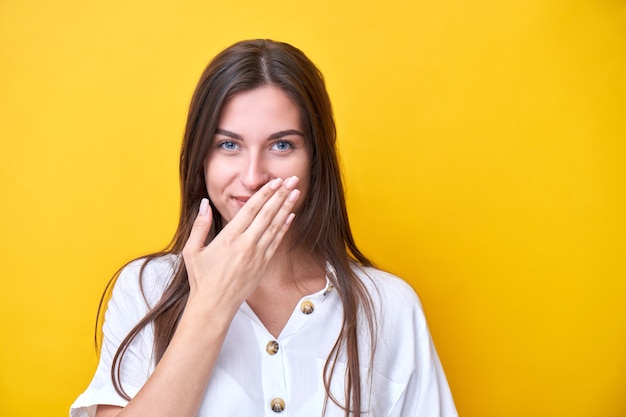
351 264 423 310
113 254 181 307
349 264 432 335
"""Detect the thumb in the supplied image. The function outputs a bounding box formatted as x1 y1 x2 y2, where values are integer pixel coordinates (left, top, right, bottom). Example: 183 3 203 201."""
184 198 213 254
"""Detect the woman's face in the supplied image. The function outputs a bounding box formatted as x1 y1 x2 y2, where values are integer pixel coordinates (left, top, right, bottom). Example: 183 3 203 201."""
204 86 311 223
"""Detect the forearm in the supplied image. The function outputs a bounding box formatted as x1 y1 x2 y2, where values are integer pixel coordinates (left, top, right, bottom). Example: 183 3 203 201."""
110 302 234 417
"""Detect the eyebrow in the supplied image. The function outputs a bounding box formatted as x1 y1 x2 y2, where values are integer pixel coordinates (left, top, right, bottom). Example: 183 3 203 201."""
215 128 305 140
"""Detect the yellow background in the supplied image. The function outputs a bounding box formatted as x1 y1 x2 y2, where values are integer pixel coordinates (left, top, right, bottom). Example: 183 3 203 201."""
1 1 624 416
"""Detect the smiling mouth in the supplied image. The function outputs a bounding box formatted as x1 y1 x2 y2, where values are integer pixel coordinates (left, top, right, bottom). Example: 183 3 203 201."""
233 196 251 206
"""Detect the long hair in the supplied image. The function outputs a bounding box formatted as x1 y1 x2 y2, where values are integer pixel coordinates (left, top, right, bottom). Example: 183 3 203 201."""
99 39 376 416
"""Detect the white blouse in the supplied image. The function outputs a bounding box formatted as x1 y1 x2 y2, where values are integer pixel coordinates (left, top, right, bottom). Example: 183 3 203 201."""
70 255 458 417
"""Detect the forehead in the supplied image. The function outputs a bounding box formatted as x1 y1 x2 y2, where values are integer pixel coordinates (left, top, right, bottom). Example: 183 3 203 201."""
218 86 303 132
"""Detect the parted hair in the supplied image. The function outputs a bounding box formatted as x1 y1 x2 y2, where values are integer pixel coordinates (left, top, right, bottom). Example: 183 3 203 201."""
99 39 376 416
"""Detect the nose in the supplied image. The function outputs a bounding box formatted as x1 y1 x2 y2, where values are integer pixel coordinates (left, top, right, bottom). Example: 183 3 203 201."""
240 153 270 191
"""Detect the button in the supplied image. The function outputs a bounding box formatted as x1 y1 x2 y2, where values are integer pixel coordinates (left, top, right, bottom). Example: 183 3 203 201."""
266 340 279 355
300 300 314 315
323 284 334 296
270 397 285 413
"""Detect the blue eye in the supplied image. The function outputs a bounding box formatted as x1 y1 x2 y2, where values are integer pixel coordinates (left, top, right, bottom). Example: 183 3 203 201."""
218 141 239 151
272 141 293 152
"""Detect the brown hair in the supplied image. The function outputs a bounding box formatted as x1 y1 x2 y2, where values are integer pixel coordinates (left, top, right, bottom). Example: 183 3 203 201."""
99 39 376 416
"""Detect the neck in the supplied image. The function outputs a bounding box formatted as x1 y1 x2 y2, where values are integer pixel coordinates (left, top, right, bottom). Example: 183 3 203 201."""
257 243 325 292
246 243 327 338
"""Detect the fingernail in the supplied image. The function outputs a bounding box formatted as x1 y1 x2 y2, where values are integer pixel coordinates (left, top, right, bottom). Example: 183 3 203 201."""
199 198 209 216
287 189 300 203
270 178 283 190
284 176 299 189
285 213 296 225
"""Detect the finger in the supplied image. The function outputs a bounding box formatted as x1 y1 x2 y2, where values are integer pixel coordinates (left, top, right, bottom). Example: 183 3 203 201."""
183 198 213 256
254 187 300 249
259 190 300 260
225 178 284 234
242 177 300 239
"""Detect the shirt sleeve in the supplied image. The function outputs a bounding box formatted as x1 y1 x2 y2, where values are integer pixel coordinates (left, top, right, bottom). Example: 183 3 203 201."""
70 259 168 417
388 301 458 417
365 269 458 417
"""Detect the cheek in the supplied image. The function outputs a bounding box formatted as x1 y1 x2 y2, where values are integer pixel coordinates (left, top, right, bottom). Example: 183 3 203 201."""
295 167 312 201
203 159 226 196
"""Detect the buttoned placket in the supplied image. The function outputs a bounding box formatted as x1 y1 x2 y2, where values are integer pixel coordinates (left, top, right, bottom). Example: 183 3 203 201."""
251 275 335 416
261 330 287 415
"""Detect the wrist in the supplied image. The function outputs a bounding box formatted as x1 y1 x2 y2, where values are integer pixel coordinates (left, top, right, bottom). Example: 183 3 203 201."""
181 294 239 334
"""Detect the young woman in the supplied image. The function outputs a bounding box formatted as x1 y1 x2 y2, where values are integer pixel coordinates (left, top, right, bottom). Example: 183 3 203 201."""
71 39 458 417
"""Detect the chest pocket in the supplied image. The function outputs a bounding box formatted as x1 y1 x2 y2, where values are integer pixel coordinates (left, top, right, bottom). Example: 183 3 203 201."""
304 357 404 417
